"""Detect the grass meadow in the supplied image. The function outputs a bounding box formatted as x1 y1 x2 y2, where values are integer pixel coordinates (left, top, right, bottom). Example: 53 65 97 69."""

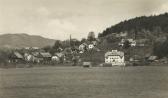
0 66 168 98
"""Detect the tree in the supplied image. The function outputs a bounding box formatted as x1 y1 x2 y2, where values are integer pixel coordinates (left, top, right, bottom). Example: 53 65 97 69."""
87 31 96 41
99 13 168 38
106 35 119 43
43 46 52 52
153 39 168 58
53 40 62 52
70 39 80 47
123 40 131 49
81 38 86 43
0 50 9 66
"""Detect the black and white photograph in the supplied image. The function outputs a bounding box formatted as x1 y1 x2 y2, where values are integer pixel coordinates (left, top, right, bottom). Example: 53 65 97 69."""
0 0 168 98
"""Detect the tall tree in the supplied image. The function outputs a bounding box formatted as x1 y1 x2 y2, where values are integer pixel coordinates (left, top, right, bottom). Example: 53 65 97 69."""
87 31 96 41
123 40 131 49
81 38 86 43
53 40 62 52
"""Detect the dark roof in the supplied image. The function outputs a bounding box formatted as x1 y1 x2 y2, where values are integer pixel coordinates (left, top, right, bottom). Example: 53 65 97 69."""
11 52 23 59
40 52 52 58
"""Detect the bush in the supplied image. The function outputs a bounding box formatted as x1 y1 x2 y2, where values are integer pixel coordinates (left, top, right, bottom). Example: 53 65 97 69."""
153 39 168 58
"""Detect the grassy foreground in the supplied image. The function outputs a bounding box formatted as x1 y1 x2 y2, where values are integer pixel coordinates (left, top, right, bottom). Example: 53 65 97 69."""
0 66 168 98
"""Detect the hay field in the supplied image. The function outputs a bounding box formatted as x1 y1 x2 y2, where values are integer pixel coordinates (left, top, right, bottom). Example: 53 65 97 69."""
0 66 168 98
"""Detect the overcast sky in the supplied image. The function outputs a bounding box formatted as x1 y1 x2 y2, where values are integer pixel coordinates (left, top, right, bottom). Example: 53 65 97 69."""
0 0 168 40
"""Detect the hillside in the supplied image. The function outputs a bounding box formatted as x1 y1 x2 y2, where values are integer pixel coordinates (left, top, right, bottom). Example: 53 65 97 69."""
0 34 55 48
99 13 168 37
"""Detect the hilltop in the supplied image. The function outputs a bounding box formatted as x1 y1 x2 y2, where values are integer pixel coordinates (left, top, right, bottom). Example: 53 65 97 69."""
99 13 168 38
0 33 55 48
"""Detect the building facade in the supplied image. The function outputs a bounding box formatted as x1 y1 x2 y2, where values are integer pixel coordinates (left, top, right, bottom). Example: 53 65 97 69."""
105 50 125 66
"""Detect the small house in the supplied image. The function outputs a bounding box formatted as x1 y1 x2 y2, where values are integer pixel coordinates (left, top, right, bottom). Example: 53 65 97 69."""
148 56 158 62
40 52 52 60
120 32 128 37
92 41 98 46
51 56 60 62
54 52 65 63
24 52 43 63
119 39 136 47
105 50 125 66
88 44 94 49
79 43 87 52
159 57 168 64
9 51 24 63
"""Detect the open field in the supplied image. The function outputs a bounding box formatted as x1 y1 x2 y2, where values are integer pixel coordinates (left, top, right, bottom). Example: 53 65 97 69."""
0 66 168 98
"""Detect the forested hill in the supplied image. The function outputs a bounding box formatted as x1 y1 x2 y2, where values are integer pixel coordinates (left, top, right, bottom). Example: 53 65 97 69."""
98 13 168 38
0 34 55 48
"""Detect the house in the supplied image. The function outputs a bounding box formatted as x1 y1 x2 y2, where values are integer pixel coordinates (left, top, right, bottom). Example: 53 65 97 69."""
115 34 120 38
54 52 65 63
92 41 98 46
159 57 168 64
24 53 33 62
105 50 125 66
129 55 142 62
40 52 52 61
9 51 24 63
156 36 167 43
79 43 87 52
88 44 94 49
130 41 136 47
136 39 149 46
118 42 124 46
31 47 40 50
148 56 158 62
24 52 43 63
51 56 60 62
119 32 128 37
83 62 92 67
119 39 136 47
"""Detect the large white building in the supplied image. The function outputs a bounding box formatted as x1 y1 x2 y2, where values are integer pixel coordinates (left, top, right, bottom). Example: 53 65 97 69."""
105 50 125 66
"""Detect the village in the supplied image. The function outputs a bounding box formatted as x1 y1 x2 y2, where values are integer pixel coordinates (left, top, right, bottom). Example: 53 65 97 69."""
2 30 167 68
2 0 168 97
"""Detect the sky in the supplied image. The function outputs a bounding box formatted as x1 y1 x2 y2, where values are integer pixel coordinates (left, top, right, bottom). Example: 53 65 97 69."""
0 0 168 40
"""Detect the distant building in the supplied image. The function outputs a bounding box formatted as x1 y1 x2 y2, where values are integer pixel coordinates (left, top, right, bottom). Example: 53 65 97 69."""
119 39 136 47
156 36 167 43
40 52 52 61
88 44 94 49
79 43 87 52
24 52 43 63
9 51 24 63
135 39 149 46
92 41 98 46
148 56 158 62
105 50 125 66
120 32 128 37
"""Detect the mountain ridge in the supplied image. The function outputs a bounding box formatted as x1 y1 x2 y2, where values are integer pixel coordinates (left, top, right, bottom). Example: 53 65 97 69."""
98 13 168 38
0 33 56 48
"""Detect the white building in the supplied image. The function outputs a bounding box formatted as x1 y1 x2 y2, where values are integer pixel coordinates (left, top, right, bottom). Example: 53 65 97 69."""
120 32 128 37
79 43 87 52
119 39 136 47
88 44 94 49
105 50 125 66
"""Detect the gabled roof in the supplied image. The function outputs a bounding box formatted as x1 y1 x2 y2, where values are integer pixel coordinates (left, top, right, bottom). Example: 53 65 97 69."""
80 42 88 46
31 52 40 57
105 50 124 58
12 52 23 59
148 56 158 61
40 52 52 58
54 52 64 58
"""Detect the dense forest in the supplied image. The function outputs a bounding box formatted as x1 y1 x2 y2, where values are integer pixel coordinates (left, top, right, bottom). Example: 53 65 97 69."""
98 13 168 38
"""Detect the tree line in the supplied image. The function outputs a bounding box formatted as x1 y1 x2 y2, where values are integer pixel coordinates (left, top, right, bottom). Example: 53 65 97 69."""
98 13 168 38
